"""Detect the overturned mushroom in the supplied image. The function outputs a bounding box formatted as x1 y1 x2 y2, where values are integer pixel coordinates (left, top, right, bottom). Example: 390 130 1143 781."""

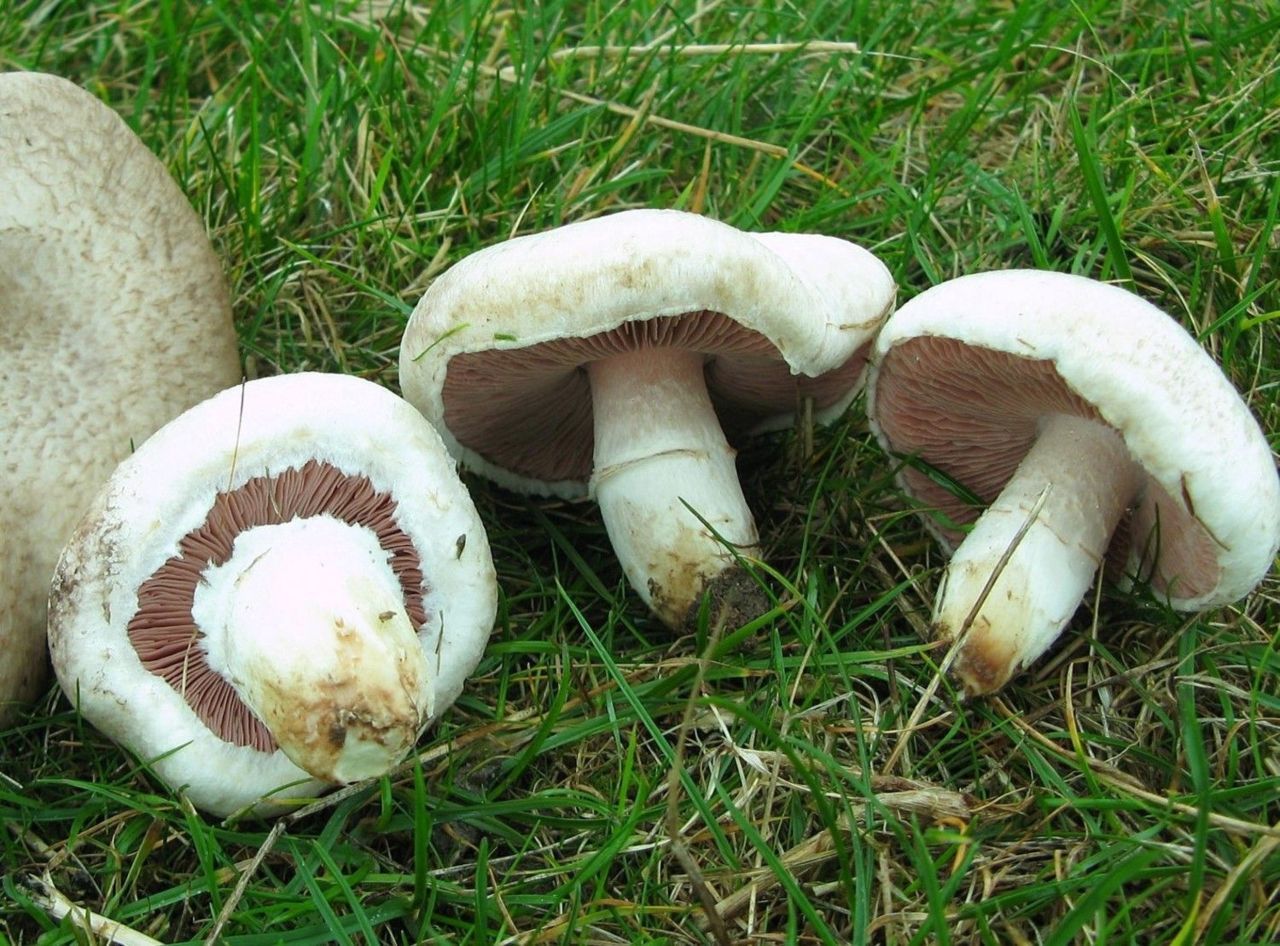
399 209 895 627
867 270 1280 695
1 72 240 723
49 373 498 817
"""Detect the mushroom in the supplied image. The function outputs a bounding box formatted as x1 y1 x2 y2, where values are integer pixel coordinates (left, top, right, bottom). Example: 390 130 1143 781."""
1 72 240 723
867 269 1280 694
48 372 498 817
399 209 895 627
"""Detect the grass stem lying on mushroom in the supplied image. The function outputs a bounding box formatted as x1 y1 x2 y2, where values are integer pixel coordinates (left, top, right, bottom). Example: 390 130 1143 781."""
49 373 498 817
867 270 1280 695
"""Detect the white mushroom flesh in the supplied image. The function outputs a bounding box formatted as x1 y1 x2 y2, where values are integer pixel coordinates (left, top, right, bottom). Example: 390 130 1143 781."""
195 515 433 783
588 347 760 625
934 413 1141 693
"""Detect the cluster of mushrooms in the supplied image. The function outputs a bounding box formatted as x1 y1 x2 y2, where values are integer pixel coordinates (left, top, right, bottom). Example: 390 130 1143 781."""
4 72 1278 818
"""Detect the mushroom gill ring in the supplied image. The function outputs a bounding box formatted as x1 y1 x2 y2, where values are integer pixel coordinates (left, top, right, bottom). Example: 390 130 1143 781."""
126 460 429 753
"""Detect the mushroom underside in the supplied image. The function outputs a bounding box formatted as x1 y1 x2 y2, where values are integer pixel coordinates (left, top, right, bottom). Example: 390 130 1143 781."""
441 310 871 484
874 335 1221 600
128 459 430 752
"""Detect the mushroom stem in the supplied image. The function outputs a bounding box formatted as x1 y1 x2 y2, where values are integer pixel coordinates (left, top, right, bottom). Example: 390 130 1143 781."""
588 347 760 626
194 515 433 782
935 413 1141 694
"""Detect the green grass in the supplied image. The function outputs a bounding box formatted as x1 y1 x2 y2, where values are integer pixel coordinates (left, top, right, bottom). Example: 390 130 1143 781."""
3 0 1279 942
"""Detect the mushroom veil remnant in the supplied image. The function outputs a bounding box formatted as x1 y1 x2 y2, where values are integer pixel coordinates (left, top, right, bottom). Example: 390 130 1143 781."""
49 373 498 817
399 209 895 627
867 270 1280 695
1 72 240 723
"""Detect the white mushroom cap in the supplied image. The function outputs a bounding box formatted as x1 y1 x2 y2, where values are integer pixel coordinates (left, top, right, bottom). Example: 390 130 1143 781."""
49 373 498 817
1 72 240 722
867 269 1280 693
400 209 894 625
401 209 893 494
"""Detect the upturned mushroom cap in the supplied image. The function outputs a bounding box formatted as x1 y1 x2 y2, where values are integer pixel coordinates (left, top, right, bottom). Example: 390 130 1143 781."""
399 209 894 625
867 269 1280 693
400 209 893 495
1 72 240 722
49 373 498 817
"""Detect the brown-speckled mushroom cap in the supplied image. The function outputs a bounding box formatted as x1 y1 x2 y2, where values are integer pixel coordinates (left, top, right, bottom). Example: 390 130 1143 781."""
399 209 896 498
867 270 1280 692
0 71 239 722
49 373 498 818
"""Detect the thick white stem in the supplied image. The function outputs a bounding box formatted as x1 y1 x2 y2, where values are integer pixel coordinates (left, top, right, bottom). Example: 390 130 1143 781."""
935 413 1140 694
588 347 760 627
195 515 432 782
